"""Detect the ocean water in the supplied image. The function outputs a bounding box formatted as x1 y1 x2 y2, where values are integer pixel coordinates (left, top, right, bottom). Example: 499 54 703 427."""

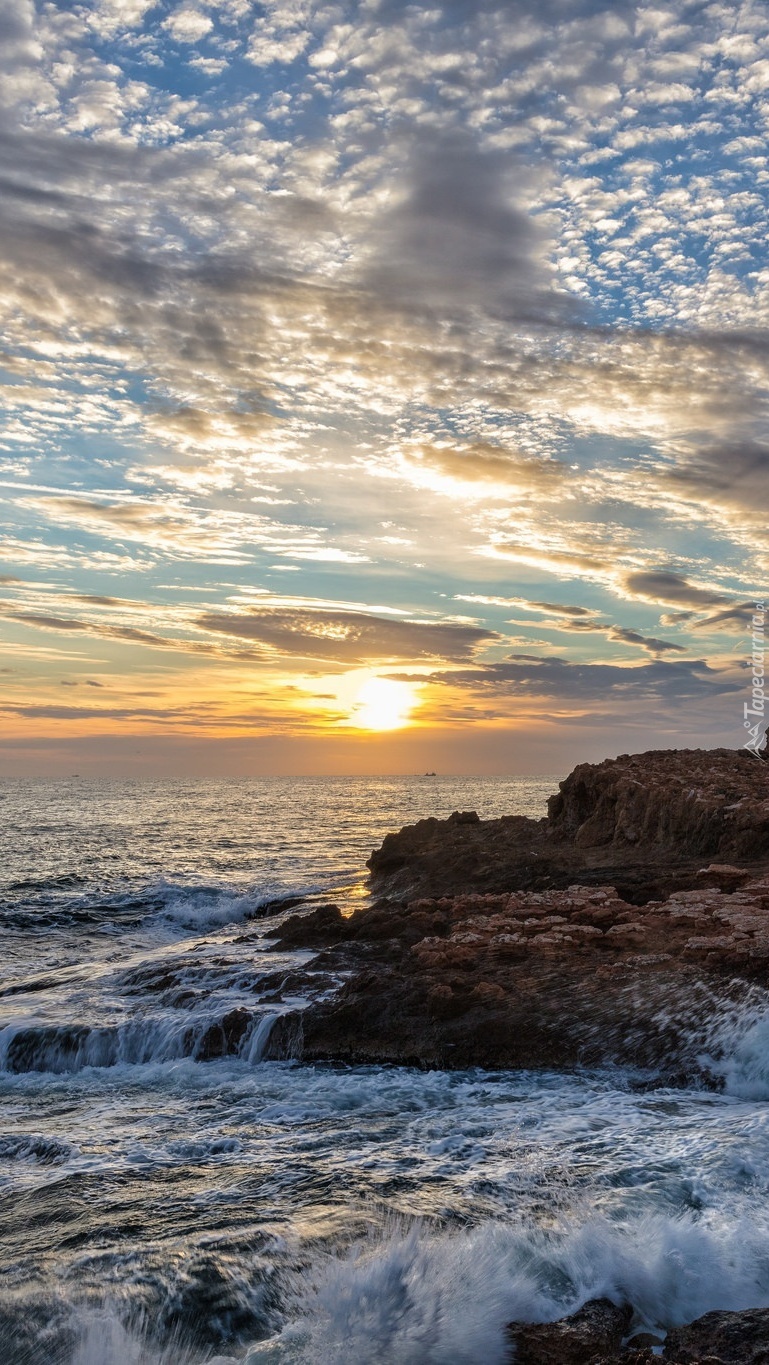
2 775 769 1364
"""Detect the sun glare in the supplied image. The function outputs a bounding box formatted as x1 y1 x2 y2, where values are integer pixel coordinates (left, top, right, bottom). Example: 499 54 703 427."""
352 677 416 731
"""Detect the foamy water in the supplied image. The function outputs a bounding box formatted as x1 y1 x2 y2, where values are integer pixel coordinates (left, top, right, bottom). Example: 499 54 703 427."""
2 776 769 1363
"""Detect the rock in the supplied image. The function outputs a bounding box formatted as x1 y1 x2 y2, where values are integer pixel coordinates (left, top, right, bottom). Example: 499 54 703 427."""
367 749 769 904
269 903 347 948
547 749 769 860
194 1008 253 1060
697 864 752 892
507 1298 633 1363
267 869 769 1073
264 748 769 1075
664 1306 769 1362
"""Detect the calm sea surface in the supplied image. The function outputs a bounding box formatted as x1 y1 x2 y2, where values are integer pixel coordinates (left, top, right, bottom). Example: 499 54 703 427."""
2 776 769 1364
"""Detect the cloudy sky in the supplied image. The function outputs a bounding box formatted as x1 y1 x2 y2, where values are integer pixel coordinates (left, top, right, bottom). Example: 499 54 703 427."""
0 0 766 775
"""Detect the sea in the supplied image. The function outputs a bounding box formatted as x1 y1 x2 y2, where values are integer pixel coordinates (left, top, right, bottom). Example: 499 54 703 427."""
2 774 769 1364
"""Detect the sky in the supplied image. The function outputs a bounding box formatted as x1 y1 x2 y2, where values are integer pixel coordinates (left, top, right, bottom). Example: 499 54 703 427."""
0 0 767 776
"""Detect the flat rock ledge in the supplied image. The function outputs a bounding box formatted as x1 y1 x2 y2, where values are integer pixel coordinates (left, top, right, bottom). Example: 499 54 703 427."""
268 870 769 1073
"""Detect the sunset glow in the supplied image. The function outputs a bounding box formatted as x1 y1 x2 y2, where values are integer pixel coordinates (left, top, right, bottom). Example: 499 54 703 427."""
351 678 418 732
0 0 764 774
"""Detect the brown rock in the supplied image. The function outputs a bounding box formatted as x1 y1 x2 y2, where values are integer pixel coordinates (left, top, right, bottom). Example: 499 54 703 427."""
664 1306 769 1362
547 750 769 861
367 749 769 904
265 749 769 1075
470 980 505 1003
697 864 753 892
507 1298 633 1363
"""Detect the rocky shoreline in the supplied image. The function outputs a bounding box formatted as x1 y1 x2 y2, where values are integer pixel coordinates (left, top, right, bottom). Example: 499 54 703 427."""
260 746 769 1363
265 748 769 1077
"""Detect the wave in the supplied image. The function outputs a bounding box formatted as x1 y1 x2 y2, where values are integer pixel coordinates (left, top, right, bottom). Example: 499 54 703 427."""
16 1209 769 1365
250 1212 769 1364
0 1133 73 1165
716 1013 769 1100
0 1009 278 1076
0 877 319 936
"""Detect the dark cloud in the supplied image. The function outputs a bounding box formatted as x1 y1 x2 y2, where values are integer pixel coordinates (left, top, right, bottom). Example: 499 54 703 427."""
528 601 597 617
72 594 146 607
2 607 171 650
11 612 88 632
659 442 769 522
425 655 740 703
361 128 576 324
197 607 497 663
692 603 762 633
620 570 732 609
0 703 174 721
608 625 687 655
503 606 688 654
551 618 605 632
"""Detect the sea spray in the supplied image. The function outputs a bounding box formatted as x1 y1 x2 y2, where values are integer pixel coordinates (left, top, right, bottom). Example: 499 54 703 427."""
251 1213 769 1364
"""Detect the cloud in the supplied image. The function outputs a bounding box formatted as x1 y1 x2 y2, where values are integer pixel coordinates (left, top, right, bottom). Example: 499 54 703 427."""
426 655 740 704
163 8 214 42
197 606 498 663
619 570 732 610
456 595 598 617
407 442 566 492
607 625 687 655
5 608 172 649
360 128 573 326
486 541 611 576
657 441 769 528
0 0 766 767
25 495 368 567
691 602 762 633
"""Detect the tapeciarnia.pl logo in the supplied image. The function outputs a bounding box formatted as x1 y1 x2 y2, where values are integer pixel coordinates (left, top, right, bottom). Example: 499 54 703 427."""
744 601 767 759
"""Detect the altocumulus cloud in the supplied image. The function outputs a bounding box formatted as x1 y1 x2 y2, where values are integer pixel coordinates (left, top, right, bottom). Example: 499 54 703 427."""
2 0 768 765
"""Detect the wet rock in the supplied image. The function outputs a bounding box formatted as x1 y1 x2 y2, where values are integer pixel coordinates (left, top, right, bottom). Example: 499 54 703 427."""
270 870 769 1073
194 1008 252 1060
663 1307 769 1362
507 1298 633 1363
269 903 347 948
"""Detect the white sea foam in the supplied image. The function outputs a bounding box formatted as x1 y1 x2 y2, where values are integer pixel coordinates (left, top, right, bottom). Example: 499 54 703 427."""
715 1013 769 1100
68 1310 221 1365
0 1008 262 1075
57 1210 769 1365
248 1212 769 1364
149 880 312 933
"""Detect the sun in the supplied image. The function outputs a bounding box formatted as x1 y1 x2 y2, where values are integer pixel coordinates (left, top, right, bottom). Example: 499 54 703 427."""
352 677 416 731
